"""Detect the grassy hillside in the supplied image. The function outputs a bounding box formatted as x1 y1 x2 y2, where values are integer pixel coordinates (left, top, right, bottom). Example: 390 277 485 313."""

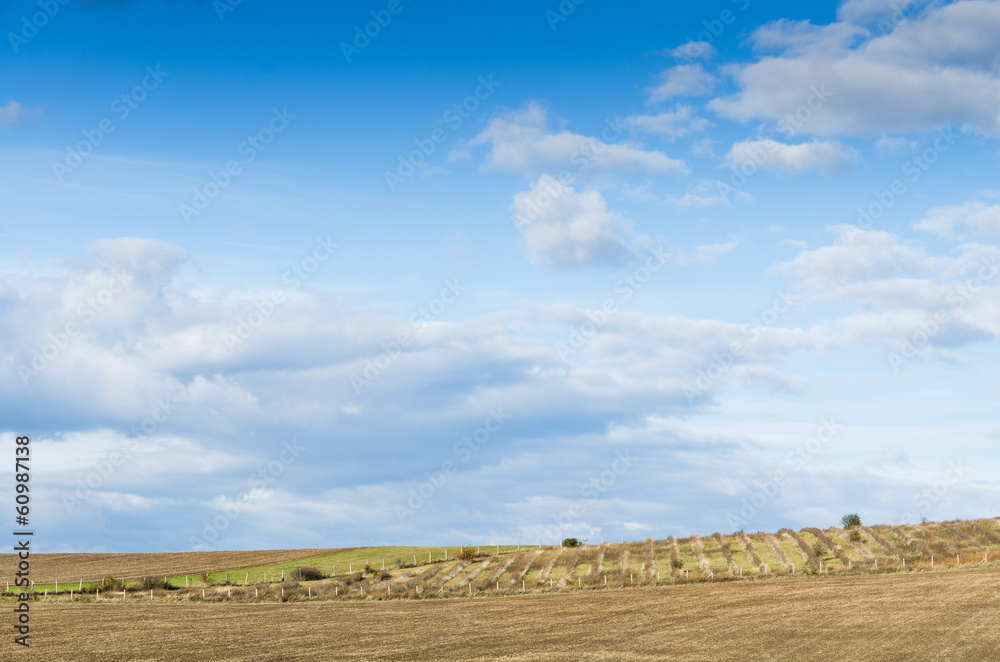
5 517 1000 601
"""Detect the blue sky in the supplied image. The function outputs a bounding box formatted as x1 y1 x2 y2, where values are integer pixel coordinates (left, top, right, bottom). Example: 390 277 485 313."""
2 0 1000 552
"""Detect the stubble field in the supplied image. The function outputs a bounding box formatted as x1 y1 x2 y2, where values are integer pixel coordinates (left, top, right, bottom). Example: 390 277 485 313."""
8 566 1000 661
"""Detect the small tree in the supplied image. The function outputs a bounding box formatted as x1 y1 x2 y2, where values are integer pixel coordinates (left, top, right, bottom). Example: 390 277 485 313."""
562 538 583 547
841 513 862 528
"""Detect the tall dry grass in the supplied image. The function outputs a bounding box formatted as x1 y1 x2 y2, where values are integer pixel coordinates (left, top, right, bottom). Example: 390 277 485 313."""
535 548 563 583
762 532 793 571
713 533 739 576
735 531 763 571
642 538 657 581
804 527 852 567
781 529 818 569
692 535 712 577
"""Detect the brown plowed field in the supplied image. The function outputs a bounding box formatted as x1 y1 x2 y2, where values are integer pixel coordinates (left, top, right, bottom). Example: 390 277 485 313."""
7 566 1000 660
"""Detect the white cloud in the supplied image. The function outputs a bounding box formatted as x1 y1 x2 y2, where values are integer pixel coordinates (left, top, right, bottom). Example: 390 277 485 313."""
711 1 1000 136
724 139 859 175
693 240 741 264
625 105 713 140
836 0 919 24
470 103 688 175
648 64 715 104
914 200 1000 239
511 175 635 267
0 101 23 125
665 180 751 209
661 41 717 61
875 136 917 154
775 225 944 289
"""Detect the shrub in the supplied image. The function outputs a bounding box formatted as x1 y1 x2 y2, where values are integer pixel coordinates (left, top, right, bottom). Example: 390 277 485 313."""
813 542 827 558
457 546 477 560
841 513 862 528
201 572 212 586
849 530 863 543
141 577 175 591
670 558 683 569
298 567 326 581
377 570 391 581
562 538 583 548
100 575 123 590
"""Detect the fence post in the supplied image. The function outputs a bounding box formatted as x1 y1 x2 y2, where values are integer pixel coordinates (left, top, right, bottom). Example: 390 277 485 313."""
245 573 248 585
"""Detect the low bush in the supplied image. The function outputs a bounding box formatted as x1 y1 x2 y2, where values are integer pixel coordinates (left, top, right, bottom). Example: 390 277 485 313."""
457 546 478 560
100 575 123 590
298 567 326 581
562 538 583 548
141 577 175 591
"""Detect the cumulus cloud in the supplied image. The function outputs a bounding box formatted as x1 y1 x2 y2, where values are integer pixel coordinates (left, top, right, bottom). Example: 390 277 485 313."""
648 64 715 104
724 139 859 175
775 225 944 289
625 105 713 140
914 200 1000 239
469 103 688 176
511 175 635 267
711 1 1000 136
